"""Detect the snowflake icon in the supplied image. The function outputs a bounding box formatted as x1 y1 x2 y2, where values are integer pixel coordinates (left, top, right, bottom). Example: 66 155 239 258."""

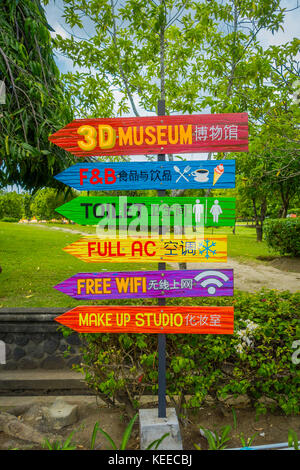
198 239 217 259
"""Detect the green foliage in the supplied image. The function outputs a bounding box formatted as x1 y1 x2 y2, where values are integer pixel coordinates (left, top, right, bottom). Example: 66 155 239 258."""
0 0 74 191
288 208 300 216
22 192 33 219
73 290 300 417
195 425 259 450
53 0 205 118
0 191 24 219
146 433 170 451
30 187 75 220
264 219 300 256
90 415 169 450
288 429 299 450
239 432 258 448
1 217 19 222
42 431 77 450
196 425 232 450
53 0 299 228
91 413 138 450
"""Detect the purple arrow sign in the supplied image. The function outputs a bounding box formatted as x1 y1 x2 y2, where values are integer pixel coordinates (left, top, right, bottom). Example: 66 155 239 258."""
54 269 234 300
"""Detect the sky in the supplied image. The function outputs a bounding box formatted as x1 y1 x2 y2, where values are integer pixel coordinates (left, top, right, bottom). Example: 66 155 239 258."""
43 0 300 162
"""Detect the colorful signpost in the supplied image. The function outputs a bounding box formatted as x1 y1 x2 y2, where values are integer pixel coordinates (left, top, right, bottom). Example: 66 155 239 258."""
49 113 248 157
54 305 234 335
63 236 228 263
54 269 234 300
55 196 236 227
54 160 235 191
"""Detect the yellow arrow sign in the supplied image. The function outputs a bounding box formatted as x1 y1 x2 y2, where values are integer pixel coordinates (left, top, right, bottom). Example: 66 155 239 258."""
63 236 227 263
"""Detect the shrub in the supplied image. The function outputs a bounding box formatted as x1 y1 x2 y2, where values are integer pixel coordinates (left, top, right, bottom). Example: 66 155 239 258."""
61 290 300 417
30 188 74 220
30 188 61 220
1 217 19 222
264 218 300 256
288 208 300 216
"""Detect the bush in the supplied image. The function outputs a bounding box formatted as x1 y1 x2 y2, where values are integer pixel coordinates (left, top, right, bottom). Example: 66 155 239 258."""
61 290 300 417
1 217 19 222
30 188 61 220
30 188 74 220
264 218 300 256
288 208 300 216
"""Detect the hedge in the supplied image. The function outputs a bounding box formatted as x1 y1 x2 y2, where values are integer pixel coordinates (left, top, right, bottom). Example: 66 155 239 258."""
60 289 300 417
264 218 300 256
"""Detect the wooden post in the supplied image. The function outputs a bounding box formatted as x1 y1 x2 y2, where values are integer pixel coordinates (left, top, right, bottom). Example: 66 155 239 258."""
157 98 166 418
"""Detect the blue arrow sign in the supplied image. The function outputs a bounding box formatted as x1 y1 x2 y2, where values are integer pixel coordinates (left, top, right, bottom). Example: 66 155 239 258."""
54 160 235 191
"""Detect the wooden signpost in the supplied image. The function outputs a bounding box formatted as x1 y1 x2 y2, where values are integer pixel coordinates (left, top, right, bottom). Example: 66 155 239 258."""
55 196 236 227
54 269 234 300
49 113 248 157
54 160 236 191
54 305 234 335
63 236 227 263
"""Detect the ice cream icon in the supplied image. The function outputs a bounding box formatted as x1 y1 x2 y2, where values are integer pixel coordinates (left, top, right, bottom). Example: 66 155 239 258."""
213 164 224 186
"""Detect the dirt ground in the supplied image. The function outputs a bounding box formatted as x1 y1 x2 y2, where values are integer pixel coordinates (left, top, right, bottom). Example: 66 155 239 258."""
0 397 299 450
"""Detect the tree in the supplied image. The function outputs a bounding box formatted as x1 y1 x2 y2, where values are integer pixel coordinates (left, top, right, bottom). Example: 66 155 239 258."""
51 0 300 241
30 187 75 219
51 0 210 118
0 191 24 219
192 1 300 239
0 0 75 192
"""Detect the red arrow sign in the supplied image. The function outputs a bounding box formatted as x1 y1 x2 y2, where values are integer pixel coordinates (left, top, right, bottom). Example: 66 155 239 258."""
49 113 248 157
55 305 234 334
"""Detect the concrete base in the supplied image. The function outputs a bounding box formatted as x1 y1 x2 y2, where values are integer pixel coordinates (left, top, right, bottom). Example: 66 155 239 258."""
139 408 183 450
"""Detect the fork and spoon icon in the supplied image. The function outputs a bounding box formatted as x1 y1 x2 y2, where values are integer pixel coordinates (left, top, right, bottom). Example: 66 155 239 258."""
174 165 191 183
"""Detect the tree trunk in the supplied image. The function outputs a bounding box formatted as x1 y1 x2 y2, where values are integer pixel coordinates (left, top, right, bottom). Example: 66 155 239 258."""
252 196 267 242
256 224 263 242
279 182 291 219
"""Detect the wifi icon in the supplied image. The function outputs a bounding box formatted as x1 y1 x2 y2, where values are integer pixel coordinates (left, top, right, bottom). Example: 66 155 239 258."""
194 271 230 295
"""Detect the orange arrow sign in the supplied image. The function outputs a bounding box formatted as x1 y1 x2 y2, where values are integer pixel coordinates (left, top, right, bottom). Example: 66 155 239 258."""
55 305 234 334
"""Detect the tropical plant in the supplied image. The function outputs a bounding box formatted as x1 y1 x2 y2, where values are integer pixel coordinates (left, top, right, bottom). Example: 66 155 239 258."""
42 431 77 450
195 425 232 450
0 0 74 191
91 413 138 450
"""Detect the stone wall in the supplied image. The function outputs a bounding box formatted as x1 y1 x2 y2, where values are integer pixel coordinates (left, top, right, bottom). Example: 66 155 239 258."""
0 308 83 370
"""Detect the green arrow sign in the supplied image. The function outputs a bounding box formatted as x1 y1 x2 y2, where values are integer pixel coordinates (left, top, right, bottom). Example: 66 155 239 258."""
56 196 235 227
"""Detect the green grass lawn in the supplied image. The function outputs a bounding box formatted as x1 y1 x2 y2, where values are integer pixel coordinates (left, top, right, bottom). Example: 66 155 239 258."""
0 222 279 308
208 225 279 261
0 222 158 308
